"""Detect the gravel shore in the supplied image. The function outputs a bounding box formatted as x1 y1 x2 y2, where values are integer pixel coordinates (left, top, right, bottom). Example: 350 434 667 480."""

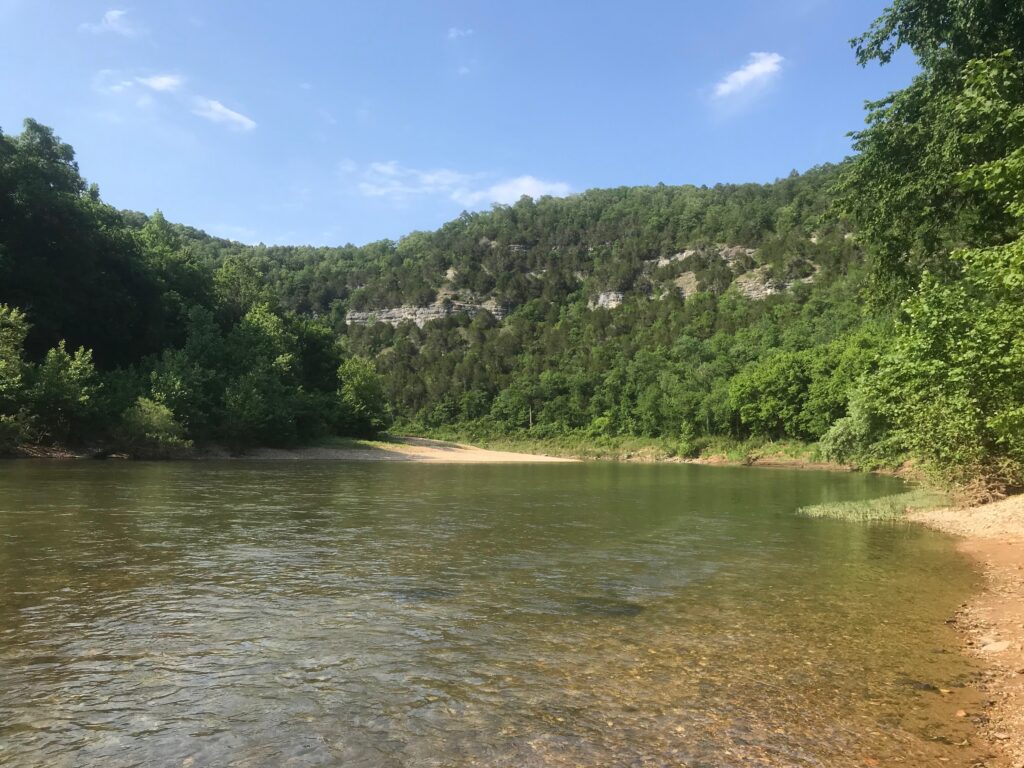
911 496 1024 767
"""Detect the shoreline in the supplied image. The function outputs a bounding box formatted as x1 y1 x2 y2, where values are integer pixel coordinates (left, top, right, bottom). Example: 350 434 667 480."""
5 434 842 469
7 437 578 464
213 436 578 463
910 497 1024 767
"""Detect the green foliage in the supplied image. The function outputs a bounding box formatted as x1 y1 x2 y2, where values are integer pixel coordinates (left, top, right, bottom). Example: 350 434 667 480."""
223 369 299 447
839 7 1024 296
0 304 28 411
729 352 813 439
119 396 191 452
338 357 392 437
0 121 173 366
1 0 1022 497
851 0 1024 68
28 341 99 443
0 305 28 452
819 386 894 468
836 4 1024 489
865 239 1024 483
798 490 949 522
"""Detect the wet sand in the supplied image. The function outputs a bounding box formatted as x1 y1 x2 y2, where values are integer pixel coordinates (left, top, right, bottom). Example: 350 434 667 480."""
911 496 1024 767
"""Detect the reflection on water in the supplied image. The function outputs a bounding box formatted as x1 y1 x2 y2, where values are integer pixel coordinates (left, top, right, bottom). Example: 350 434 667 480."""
0 462 985 766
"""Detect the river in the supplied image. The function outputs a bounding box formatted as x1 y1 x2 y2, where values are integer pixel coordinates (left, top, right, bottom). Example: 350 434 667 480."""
0 461 985 766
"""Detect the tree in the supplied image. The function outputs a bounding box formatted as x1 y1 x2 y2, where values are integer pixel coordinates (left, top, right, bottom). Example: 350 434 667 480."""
338 357 391 436
0 120 165 365
728 352 813 439
837 2 1024 295
28 341 99 443
0 304 29 449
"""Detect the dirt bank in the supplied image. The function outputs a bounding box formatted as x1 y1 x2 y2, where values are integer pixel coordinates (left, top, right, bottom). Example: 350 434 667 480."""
911 496 1024 767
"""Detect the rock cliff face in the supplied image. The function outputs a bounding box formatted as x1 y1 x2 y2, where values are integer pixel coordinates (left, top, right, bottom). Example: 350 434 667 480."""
732 265 818 300
349 244 816 325
345 300 506 327
673 272 699 298
588 291 624 310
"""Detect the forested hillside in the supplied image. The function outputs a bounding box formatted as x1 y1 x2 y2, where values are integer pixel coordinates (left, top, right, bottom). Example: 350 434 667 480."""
1 0 1022 491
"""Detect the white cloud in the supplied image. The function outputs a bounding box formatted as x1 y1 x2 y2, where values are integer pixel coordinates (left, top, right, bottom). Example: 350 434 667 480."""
93 69 135 95
447 27 473 39
82 9 144 37
211 224 259 243
357 161 475 199
95 71 183 95
192 98 256 131
349 160 570 206
713 52 784 98
456 176 572 206
457 65 471 76
136 74 184 92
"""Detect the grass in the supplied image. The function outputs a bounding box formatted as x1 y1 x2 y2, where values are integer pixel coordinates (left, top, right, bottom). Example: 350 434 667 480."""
797 489 950 522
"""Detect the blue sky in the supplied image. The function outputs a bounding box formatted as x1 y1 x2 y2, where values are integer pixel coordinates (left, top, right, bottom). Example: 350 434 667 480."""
0 1 917 246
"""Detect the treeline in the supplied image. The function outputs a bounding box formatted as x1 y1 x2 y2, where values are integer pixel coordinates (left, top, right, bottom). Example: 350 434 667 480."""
1 0 1022 491
0 123 390 453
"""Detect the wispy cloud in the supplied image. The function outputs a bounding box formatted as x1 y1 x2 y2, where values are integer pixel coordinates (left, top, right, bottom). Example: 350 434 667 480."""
81 9 145 37
136 74 184 92
713 52 784 98
355 161 476 200
93 69 134 95
94 69 254 132
343 160 570 206
447 27 473 40
192 98 257 131
94 71 184 95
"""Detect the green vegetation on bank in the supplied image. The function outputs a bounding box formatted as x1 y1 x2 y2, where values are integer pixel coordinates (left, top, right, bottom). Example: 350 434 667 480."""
1 2 1022 493
798 490 951 523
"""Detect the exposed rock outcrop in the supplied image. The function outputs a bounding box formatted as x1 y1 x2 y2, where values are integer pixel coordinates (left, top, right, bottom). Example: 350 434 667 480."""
588 291 624 310
346 301 507 327
732 265 818 300
673 272 699 298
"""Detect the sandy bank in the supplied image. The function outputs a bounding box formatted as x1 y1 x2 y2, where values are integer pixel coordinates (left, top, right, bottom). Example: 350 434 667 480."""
209 436 577 463
911 496 1024 767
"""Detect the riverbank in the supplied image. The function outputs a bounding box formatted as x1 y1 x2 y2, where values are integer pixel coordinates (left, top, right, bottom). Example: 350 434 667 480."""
211 436 577 463
9 434 909 475
8 436 577 463
910 496 1024 767
406 430 865 469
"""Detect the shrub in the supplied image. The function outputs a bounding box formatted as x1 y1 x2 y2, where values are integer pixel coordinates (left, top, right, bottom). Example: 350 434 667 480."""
119 396 191 453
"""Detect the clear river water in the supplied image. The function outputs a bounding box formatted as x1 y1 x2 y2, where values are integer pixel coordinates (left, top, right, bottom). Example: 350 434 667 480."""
0 461 987 767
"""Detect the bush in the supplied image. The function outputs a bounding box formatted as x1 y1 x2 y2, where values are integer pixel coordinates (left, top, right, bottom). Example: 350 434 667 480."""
860 238 1024 487
223 370 298 447
119 396 191 453
338 357 392 437
28 341 99 443
0 413 26 453
818 386 903 467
